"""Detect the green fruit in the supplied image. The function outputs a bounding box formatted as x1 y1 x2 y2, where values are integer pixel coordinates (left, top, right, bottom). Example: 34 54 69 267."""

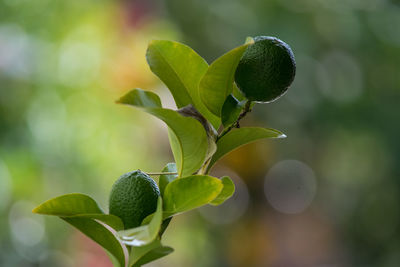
234 36 296 103
109 170 160 229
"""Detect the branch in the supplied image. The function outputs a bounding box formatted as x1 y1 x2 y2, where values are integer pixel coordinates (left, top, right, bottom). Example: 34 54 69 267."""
216 100 252 142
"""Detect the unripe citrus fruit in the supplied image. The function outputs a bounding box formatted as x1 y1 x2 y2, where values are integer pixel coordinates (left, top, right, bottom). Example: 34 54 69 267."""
109 170 160 229
234 36 296 103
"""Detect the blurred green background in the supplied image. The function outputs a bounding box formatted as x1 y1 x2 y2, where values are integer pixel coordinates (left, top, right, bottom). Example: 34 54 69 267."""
1 0 399 266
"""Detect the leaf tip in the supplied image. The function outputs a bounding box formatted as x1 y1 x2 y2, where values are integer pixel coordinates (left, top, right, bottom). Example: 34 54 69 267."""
278 133 287 139
32 206 41 214
115 95 126 105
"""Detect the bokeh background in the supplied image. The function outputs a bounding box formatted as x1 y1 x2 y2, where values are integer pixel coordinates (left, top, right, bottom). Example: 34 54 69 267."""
1 0 400 266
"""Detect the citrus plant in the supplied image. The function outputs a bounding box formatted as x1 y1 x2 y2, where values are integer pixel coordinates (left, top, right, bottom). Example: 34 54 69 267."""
33 36 296 267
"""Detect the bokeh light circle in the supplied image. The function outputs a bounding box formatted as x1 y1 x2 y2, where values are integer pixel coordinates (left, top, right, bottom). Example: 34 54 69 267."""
9 200 45 248
264 160 317 214
318 50 363 103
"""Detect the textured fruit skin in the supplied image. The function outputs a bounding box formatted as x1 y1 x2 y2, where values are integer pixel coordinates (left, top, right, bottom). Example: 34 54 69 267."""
234 36 296 103
109 170 160 229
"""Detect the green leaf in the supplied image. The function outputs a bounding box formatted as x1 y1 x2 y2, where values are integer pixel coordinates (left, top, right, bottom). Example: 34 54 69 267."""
146 40 220 129
232 83 245 101
132 245 173 267
116 88 162 108
210 176 235 206
167 129 183 176
33 193 127 266
32 193 104 216
199 43 250 117
221 95 244 127
32 193 124 230
63 216 127 267
66 214 124 231
177 104 218 174
163 175 223 217
208 127 286 171
118 89 209 177
129 239 160 266
129 239 174 267
159 163 178 196
159 217 172 237
140 216 172 238
118 197 163 247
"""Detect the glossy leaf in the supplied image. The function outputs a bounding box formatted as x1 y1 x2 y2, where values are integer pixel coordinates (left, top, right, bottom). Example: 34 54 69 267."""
232 83 245 101
118 89 209 177
132 245 173 267
210 176 235 206
32 193 104 216
66 214 124 231
129 239 174 267
141 216 172 237
159 163 178 196
118 197 163 247
159 217 172 237
163 175 223 217
146 40 220 129
221 95 244 127
167 129 183 176
129 239 160 266
177 105 218 174
32 193 124 230
33 193 127 266
208 127 286 171
116 88 162 108
63 217 127 267
199 43 250 117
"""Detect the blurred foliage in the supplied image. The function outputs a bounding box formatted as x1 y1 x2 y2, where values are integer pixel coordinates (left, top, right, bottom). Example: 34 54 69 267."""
1 0 399 266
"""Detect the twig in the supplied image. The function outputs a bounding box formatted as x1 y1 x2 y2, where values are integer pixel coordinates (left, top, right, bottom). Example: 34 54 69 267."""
216 100 252 142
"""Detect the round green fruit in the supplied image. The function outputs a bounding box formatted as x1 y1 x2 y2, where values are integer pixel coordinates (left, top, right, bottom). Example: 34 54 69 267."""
109 170 160 229
234 36 296 103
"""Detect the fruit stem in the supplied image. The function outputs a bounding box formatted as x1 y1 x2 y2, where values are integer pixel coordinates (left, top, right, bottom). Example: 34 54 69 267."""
146 172 178 176
216 100 252 142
